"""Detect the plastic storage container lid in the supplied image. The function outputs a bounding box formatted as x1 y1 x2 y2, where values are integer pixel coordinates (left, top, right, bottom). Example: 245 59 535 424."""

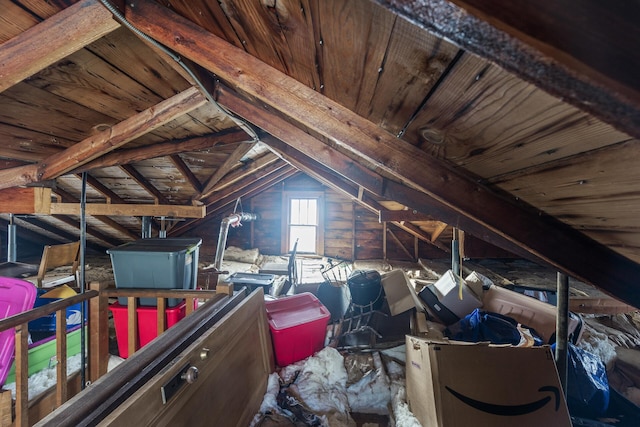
107 238 202 255
0 277 37 386
265 293 330 331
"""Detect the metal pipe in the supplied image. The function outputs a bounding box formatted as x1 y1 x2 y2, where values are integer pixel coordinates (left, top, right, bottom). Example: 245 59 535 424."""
213 212 257 270
141 216 152 239
80 172 87 389
7 214 16 262
555 272 570 396
451 228 460 276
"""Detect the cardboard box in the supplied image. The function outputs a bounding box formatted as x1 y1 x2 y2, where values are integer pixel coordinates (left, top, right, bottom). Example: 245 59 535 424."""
418 270 482 324
381 269 416 316
483 285 582 344
405 336 571 427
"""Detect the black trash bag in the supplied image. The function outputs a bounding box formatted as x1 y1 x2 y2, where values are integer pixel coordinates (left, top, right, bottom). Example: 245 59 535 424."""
445 308 544 346
555 343 610 419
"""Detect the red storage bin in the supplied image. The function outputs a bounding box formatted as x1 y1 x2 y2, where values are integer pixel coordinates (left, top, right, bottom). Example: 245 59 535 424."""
265 293 330 366
109 301 186 358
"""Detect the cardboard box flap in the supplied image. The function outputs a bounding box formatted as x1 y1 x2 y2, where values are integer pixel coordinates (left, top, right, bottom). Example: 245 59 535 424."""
380 269 415 315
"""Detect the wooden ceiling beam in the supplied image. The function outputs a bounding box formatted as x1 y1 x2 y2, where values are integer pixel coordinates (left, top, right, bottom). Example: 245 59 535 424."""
76 174 126 204
223 89 539 262
52 214 122 248
127 0 640 307
50 203 205 218
120 164 169 205
197 141 257 200
169 154 202 193
203 160 291 210
169 163 295 235
374 0 640 139
0 0 120 93
200 152 280 201
379 209 432 222
16 216 104 253
0 87 207 190
0 187 50 214
0 217 55 249
73 130 248 173
53 183 138 241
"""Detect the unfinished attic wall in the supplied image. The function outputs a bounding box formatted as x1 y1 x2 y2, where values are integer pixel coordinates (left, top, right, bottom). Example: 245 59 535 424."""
182 173 449 262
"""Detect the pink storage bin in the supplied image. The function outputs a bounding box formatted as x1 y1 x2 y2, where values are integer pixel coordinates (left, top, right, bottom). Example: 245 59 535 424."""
265 293 330 366
0 277 37 386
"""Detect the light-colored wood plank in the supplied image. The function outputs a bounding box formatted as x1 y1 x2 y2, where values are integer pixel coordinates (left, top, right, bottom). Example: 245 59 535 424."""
89 282 110 382
55 308 68 406
49 202 205 218
15 325 29 427
0 389 11 427
0 0 120 93
127 297 138 358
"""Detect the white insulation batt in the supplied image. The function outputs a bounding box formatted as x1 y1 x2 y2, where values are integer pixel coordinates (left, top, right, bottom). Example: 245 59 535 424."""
250 346 421 427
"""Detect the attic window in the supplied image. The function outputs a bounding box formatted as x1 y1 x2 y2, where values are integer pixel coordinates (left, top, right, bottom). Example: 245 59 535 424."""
284 193 324 254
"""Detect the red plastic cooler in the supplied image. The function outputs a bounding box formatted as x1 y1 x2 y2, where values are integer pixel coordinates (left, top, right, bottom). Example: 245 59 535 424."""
109 301 186 358
265 293 330 366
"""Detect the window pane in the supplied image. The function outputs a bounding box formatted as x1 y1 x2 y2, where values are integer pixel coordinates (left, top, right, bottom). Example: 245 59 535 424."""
290 199 317 225
290 225 316 252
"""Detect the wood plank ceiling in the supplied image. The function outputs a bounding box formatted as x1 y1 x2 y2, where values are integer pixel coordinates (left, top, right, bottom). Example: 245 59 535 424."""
0 0 639 307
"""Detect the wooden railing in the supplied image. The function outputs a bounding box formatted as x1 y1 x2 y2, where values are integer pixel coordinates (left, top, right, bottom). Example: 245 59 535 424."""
98 287 222 361
0 282 233 427
0 286 99 426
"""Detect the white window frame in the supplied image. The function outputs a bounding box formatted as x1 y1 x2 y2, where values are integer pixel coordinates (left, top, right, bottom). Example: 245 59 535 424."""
282 192 324 255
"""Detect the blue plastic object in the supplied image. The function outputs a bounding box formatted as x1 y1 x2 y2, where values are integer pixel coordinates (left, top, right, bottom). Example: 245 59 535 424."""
557 343 610 418
445 308 544 346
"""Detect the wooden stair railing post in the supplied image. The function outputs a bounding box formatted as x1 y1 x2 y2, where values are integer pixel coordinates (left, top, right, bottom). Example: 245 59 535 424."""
55 307 68 406
15 324 29 427
89 281 109 381
156 297 166 336
127 297 138 357
0 389 11 426
186 297 195 316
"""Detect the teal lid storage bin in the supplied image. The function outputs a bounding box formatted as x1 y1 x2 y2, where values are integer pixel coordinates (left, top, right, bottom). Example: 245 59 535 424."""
107 238 202 307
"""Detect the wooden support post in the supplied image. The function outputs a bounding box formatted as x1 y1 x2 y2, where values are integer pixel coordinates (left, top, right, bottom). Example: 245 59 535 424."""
15 325 29 427
55 308 68 406
185 297 195 316
157 297 166 335
127 297 138 358
216 283 234 296
0 390 11 427
89 282 109 381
